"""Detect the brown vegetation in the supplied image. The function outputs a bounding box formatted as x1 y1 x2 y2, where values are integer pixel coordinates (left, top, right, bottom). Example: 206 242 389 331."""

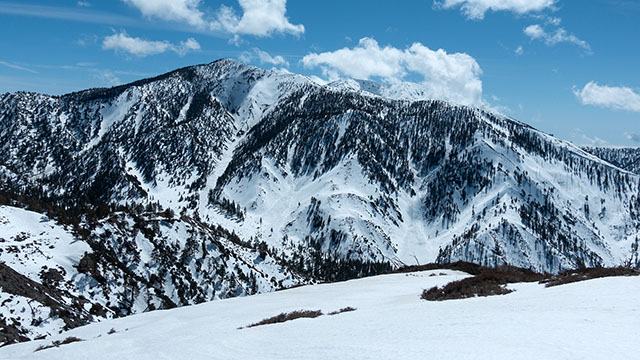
542 267 640 287
419 262 640 301
34 336 84 352
242 310 323 329
393 261 496 276
421 265 545 301
328 307 357 315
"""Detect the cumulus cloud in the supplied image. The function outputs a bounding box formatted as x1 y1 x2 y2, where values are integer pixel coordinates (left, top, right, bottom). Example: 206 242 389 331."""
435 0 555 20
514 45 523 55
574 82 640 112
123 0 206 28
102 32 200 57
212 0 304 37
524 24 591 52
302 37 483 106
122 0 303 38
239 48 289 67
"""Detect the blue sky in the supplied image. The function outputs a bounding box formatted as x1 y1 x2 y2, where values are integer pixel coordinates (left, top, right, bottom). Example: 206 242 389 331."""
1 0 639 146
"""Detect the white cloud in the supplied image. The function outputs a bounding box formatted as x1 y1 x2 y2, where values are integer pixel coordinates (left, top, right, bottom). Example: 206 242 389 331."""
514 45 523 55
571 128 609 147
175 37 201 56
435 0 556 20
212 0 304 37
77 1 91 7
239 48 289 67
96 70 121 87
524 24 591 52
524 24 545 38
302 37 483 106
123 0 206 28
574 82 640 112
0 60 38 73
122 0 303 38
546 16 561 25
102 32 200 57
625 133 640 143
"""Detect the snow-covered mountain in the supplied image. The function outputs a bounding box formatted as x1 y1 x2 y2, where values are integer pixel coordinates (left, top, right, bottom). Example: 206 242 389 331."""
2 58 640 344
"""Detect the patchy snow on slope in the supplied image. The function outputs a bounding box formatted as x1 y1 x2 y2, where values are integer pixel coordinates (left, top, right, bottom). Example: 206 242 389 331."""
2 270 638 360
0 205 90 284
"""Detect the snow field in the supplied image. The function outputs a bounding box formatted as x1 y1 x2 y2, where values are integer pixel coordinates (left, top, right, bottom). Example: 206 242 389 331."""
2 270 638 360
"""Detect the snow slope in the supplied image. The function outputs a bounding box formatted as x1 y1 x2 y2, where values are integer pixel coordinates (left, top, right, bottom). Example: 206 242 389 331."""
0 205 307 344
1 269 638 360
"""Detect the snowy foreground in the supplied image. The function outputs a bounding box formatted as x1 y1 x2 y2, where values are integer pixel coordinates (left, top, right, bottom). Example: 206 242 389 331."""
2 270 639 360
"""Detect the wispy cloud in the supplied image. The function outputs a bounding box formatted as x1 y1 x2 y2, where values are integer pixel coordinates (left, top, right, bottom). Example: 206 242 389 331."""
239 48 289 67
0 2 140 27
524 24 591 53
624 133 640 144
0 60 38 73
571 128 609 147
95 70 121 87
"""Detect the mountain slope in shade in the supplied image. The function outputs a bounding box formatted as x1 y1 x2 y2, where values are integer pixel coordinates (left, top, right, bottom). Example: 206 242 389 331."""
1 270 639 360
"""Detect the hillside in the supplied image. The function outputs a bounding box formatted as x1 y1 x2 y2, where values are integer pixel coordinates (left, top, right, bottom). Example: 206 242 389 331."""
583 147 640 175
1 269 638 359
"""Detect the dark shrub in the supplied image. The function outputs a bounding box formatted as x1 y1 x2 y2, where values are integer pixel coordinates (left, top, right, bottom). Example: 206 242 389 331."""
421 265 545 301
543 267 639 287
242 310 323 329
392 261 493 276
420 262 639 301
34 336 84 352
328 307 357 315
